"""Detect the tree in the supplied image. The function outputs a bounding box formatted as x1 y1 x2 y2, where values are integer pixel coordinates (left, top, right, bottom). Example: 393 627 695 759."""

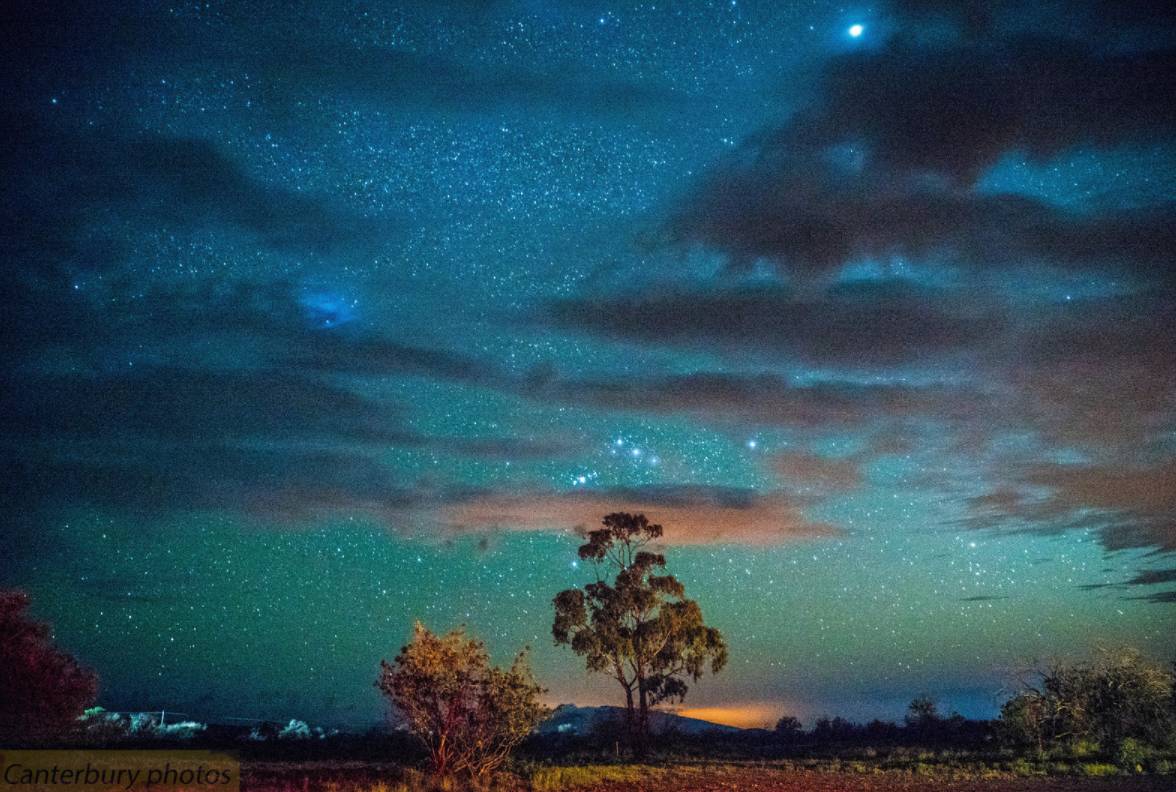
812 715 859 741
774 715 803 741
552 512 728 756
0 589 97 741
376 622 546 785
905 695 940 729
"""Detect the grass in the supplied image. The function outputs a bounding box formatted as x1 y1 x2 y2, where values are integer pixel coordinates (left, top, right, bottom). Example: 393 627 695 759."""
529 764 662 790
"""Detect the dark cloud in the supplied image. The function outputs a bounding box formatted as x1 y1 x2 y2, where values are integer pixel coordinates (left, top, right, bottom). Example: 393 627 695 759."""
1077 568 1176 605
796 37 1176 182
668 147 1176 280
525 367 985 429
1128 590 1176 604
661 2 1176 283
900 290 1176 452
2 367 407 446
549 280 1001 367
1 121 382 277
1124 568 1176 586
890 1 1176 42
0 269 569 538
1 0 684 123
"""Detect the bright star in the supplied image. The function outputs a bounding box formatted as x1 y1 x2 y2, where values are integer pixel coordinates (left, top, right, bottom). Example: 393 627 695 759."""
848 23 864 37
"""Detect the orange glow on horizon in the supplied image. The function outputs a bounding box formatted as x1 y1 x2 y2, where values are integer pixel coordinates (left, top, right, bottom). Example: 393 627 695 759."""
675 703 782 730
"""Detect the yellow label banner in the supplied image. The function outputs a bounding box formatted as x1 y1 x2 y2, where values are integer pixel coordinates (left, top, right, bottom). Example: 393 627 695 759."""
0 750 239 792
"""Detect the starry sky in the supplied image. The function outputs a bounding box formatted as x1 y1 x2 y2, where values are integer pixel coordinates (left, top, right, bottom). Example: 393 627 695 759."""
2 0 1174 731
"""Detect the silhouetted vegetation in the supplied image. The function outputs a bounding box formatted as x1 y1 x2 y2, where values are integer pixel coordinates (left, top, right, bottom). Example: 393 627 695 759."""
552 512 727 757
999 648 1175 766
0 588 97 741
775 714 803 741
376 622 546 787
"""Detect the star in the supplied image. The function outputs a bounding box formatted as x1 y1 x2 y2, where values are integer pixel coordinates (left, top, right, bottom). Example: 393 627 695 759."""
848 24 864 38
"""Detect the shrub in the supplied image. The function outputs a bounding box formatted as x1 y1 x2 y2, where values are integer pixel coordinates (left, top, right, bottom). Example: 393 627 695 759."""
376 622 546 786
1001 648 1175 753
1114 737 1148 773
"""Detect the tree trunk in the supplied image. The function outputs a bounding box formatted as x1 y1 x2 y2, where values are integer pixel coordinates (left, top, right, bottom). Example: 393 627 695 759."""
433 733 449 778
623 685 635 749
636 682 650 760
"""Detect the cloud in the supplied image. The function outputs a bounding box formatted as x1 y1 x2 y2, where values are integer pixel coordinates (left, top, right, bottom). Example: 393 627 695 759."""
439 485 842 546
1025 462 1176 552
795 36 1176 183
967 461 1176 553
1128 590 1176 604
667 147 1175 281
525 368 984 429
1123 568 1176 586
549 280 1001 367
2 121 383 276
659 4 1176 283
773 452 863 494
889 1 1176 43
0 273 571 537
1077 568 1176 605
1 1 685 123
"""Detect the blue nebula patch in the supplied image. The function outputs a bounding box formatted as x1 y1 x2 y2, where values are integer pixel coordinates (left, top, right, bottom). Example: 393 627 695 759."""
298 290 359 329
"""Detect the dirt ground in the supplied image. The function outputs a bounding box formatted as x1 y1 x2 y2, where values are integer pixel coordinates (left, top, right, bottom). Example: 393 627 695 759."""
240 762 1176 792
573 766 1176 792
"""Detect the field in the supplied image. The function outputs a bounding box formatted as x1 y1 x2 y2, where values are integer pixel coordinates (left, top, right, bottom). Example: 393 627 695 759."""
240 760 1176 792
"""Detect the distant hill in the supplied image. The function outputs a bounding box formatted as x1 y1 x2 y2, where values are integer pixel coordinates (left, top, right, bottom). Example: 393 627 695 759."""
538 704 743 736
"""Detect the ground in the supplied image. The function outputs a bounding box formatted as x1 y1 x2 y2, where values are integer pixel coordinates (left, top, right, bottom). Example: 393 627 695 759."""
240 761 1176 792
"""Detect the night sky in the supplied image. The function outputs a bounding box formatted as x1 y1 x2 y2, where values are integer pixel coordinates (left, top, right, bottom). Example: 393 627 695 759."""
2 1 1174 731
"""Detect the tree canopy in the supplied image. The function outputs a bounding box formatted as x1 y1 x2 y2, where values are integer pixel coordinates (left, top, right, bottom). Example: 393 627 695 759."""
552 512 727 754
0 588 97 740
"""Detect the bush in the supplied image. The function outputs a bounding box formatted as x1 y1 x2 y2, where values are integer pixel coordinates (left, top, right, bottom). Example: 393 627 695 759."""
1114 737 1149 773
376 622 546 786
1000 648 1175 753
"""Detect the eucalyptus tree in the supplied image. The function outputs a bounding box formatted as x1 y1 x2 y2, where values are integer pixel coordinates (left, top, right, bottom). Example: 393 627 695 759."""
552 512 727 755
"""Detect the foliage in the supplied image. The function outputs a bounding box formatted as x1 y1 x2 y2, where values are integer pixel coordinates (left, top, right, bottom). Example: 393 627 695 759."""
0 588 98 740
551 513 727 756
1114 737 1149 773
376 622 546 784
905 696 940 728
812 716 859 741
774 715 803 740
1000 647 1175 753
